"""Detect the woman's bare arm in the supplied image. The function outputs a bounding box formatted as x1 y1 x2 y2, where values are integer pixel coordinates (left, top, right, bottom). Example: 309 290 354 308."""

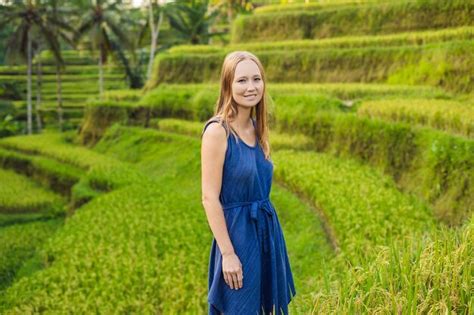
201 122 234 256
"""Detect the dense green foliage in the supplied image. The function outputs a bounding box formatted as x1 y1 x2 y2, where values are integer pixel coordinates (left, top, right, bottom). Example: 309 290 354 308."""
0 126 470 313
0 219 63 291
0 168 64 214
171 26 474 54
232 0 474 43
147 40 473 93
357 99 474 138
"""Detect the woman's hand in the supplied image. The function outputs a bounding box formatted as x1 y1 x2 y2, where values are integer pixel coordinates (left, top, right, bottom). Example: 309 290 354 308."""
222 252 243 290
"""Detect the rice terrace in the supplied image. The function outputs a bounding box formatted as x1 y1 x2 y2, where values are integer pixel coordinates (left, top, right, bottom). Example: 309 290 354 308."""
0 0 472 314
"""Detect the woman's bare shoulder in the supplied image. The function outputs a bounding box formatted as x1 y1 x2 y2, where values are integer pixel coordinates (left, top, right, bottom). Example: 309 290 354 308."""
202 116 228 138
202 117 228 142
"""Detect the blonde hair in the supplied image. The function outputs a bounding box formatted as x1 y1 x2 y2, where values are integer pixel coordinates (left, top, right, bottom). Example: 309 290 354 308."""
207 51 273 160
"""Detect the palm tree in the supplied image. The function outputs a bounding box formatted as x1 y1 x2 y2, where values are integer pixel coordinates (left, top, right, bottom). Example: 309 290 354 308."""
74 0 131 99
166 0 226 45
48 0 76 132
0 0 67 134
35 42 43 132
146 0 165 81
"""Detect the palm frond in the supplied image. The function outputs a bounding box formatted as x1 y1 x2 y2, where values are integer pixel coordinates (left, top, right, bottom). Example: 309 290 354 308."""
36 18 64 67
5 21 29 64
102 12 131 49
74 15 95 43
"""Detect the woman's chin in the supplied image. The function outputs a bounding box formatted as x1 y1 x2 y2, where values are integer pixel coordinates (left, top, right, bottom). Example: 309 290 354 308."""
237 101 259 108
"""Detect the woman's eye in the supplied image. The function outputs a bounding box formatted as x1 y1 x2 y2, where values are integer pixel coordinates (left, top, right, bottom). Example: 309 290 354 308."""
255 78 261 81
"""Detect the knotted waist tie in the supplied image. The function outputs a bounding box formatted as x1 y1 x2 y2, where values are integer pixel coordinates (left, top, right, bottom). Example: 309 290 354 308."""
222 197 275 253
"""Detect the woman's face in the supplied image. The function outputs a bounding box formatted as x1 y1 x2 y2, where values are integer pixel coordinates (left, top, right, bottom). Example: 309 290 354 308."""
232 59 264 108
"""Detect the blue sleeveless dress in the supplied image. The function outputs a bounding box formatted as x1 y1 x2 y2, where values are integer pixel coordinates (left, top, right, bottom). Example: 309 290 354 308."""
201 117 296 315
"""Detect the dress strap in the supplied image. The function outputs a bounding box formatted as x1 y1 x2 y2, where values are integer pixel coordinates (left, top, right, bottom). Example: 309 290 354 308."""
201 117 229 138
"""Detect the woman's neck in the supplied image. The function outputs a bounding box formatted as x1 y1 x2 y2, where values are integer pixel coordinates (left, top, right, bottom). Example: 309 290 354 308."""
231 107 252 131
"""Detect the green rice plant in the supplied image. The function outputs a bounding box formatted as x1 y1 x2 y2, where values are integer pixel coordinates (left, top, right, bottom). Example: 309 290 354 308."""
170 26 474 54
0 132 115 169
266 83 450 100
0 125 469 313
0 168 64 214
38 109 84 120
147 40 473 93
83 99 136 108
40 81 125 92
272 149 438 263
357 98 474 138
139 84 206 119
0 219 63 291
152 117 203 137
0 147 83 197
39 94 98 101
309 216 472 313
254 0 395 13
14 101 85 110
273 94 348 130
102 89 143 102
0 65 123 76
278 111 473 226
0 212 59 228
0 73 126 83
39 89 98 96
232 0 473 43
0 131 150 192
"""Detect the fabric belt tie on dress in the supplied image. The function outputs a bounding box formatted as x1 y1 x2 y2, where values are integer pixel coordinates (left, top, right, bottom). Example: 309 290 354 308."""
222 197 274 253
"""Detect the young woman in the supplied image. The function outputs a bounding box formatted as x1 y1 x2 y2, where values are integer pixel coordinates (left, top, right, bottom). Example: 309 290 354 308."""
201 51 296 315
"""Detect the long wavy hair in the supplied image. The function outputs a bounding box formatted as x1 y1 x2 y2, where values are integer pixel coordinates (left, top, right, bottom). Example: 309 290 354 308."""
208 51 273 160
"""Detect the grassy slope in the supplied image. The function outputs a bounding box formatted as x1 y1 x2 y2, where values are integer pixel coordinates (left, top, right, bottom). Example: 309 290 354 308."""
0 125 470 313
0 127 330 313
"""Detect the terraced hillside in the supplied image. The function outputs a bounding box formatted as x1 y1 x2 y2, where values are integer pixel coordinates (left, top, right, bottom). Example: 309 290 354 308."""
1 0 472 313
0 50 128 132
0 124 470 313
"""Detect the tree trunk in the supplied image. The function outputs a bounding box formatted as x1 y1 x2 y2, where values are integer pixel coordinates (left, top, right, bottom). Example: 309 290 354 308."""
56 64 64 131
99 49 104 99
227 0 234 25
27 29 33 135
147 1 164 81
35 49 43 132
208 3 213 45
